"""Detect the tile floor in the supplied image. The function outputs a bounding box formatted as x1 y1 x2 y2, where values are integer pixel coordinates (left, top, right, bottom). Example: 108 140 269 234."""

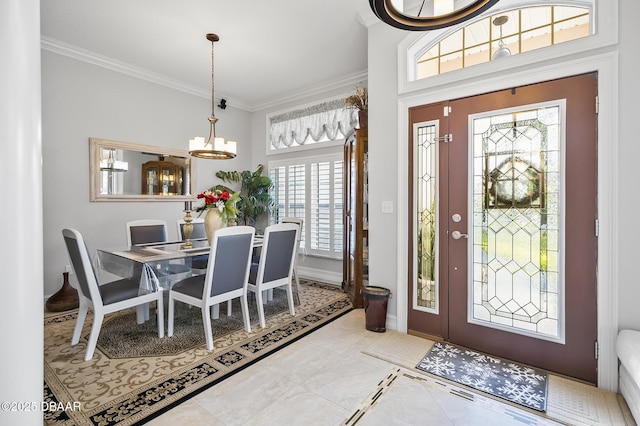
147 309 633 426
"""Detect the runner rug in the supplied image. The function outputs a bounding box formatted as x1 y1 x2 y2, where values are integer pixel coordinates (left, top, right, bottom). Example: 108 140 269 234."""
43 279 351 425
416 341 548 412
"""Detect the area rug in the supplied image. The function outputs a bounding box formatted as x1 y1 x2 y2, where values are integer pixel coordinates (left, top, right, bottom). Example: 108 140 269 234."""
43 279 351 426
416 341 548 412
95 287 300 358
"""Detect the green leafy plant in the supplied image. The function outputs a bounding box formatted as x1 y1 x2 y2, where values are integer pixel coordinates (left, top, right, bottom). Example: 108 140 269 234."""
214 164 273 226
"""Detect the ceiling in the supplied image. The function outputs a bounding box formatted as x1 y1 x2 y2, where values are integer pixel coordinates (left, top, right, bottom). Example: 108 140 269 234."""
40 0 374 111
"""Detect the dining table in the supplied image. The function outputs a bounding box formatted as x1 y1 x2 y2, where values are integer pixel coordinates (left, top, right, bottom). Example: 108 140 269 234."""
96 235 264 291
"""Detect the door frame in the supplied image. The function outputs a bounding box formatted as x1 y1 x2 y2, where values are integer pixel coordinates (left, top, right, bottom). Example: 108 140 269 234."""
396 52 618 390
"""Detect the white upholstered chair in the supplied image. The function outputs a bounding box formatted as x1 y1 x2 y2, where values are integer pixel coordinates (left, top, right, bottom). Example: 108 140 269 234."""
248 223 299 328
126 219 169 246
126 219 192 287
167 226 255 350
281 217 303 293
62 228 164 361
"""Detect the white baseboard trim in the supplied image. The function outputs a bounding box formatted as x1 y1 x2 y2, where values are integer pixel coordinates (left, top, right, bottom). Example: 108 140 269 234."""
297 266 342 286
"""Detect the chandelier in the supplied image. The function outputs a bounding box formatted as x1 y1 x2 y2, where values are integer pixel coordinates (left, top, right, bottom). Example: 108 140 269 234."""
189 33 237 160
99 148 128 172
369 0 500 31
492 15 511 59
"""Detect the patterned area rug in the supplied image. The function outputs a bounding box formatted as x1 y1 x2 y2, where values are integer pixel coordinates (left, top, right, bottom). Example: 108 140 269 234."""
416 342 548 412
44 279 351 425
96 287 299 358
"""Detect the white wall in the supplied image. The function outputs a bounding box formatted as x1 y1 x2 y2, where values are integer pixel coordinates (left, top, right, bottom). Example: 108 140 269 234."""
42 52 252 297
616 0 640 330
367 25 408 326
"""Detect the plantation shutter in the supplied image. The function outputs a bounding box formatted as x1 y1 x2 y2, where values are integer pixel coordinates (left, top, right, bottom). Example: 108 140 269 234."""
269 153 343 259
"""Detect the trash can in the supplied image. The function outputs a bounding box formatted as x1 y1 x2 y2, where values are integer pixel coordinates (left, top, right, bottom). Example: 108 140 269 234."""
362 286 391 332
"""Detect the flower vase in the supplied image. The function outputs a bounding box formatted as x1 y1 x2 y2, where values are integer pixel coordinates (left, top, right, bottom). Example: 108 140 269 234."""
204 208 225 244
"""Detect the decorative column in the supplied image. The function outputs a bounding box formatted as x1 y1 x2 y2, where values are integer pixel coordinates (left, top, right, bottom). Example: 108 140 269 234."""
0 0 44 424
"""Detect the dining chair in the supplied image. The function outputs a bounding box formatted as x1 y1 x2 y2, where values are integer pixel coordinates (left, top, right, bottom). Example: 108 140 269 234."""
248 223 299 328
126 219 192 285
167 226 255 350
126 219 169 246
176 218 208 272
62 228 164 361
281 217 303 293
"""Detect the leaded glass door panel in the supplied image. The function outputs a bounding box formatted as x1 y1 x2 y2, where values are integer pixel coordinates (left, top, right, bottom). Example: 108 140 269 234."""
409 74 598 384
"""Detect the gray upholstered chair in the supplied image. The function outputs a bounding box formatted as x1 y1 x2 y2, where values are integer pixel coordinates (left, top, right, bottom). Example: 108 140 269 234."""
167 226 255 350
126 219 192 287
281 217 303 293
126 219 169 246
248 223 299 328
62 228 164 361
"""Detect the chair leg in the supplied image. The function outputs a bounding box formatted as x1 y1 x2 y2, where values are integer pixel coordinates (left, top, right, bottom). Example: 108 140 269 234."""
71 303 89 345
240 295 251 333
286 283 296 316
202 304 214 351
84 312 104 361
212 303 220 319
227 300 233 316
156 296 165 338
293 266 301 293
168 296 175 337
256 288 266 328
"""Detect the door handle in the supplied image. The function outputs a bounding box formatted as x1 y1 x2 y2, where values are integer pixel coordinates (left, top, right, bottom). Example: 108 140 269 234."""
451 230 469 240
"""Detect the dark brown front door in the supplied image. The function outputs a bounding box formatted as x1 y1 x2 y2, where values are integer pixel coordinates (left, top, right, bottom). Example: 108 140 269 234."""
408 74 598 383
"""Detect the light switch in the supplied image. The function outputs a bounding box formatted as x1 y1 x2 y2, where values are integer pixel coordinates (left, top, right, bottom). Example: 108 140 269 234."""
381 201 394 214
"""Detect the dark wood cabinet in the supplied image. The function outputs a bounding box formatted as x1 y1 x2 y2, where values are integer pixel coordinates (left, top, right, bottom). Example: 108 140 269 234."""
342 128 368 308
141 160 183 195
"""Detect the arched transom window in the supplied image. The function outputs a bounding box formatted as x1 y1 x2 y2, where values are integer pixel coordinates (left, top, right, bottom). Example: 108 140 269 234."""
415 4 591 80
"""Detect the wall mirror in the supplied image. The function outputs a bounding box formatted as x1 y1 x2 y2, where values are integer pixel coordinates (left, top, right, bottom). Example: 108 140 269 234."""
89 138 195 202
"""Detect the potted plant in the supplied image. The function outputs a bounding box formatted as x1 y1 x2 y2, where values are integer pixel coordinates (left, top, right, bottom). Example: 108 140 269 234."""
214 164 273 227
345 84 368 129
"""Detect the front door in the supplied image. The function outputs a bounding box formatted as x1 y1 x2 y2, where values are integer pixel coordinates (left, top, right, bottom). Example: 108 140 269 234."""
408 74 598 383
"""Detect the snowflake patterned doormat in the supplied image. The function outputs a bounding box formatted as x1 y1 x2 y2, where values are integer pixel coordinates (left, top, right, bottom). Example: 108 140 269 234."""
416 342 548 411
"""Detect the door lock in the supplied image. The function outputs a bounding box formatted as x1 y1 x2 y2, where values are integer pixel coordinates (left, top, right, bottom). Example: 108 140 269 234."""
451 230 469 240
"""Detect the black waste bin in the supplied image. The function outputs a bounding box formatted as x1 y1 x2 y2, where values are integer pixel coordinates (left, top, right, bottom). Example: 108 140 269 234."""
362 286 391 332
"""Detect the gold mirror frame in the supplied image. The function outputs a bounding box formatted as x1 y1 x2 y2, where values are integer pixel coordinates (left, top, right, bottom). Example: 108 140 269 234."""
369 0 500 31
89 138 196 202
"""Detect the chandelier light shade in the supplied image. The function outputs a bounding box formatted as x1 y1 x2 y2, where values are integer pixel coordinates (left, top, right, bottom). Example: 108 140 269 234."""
99 148 128 172
189 33 237 160
369 0 500 31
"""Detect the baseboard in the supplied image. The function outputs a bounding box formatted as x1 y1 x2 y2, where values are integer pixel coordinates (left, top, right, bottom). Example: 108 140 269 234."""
297 266 342 286
620 365 640 423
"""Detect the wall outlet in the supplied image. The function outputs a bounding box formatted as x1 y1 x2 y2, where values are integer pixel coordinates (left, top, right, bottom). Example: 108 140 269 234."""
65 265 73 275
381 200 394 214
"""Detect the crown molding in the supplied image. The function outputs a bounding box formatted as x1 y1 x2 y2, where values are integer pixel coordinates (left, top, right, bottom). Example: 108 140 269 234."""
251 70 368 112
357 5 381 28
41 36 367 113
41 36 216 99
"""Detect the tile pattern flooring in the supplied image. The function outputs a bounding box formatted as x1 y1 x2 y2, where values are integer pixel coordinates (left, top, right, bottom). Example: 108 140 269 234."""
147 309 635 425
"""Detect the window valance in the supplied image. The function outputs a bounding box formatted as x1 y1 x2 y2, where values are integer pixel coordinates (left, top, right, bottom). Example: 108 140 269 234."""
269 99 358 150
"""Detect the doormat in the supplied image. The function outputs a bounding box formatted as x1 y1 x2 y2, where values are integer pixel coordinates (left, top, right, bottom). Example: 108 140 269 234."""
43 279 351 425
416 341 548 412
